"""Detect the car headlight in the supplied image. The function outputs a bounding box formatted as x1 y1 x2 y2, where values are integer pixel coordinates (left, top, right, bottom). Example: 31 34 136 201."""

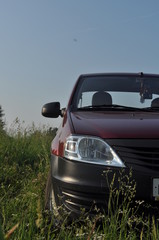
64 135 125 167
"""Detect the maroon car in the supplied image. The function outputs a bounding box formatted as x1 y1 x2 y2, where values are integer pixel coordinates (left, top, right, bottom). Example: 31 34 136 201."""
42 72 159 218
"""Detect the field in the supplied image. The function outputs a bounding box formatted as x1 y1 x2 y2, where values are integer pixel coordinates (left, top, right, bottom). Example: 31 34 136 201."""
1 121 159 239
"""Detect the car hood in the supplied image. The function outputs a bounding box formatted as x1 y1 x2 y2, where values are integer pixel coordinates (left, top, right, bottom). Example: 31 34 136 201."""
70 111 159 138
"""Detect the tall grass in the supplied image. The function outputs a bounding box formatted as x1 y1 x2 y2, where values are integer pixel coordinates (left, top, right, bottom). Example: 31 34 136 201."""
0 120 159 239
0 120 53 239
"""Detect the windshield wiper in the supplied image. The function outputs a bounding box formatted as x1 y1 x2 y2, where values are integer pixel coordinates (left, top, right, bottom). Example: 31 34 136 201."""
77 104 156 111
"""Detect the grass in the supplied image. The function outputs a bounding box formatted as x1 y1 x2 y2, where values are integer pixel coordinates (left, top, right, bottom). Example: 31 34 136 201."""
0 120 159 239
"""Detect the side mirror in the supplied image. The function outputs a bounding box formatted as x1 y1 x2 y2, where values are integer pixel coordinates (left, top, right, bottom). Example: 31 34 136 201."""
42 102 61 118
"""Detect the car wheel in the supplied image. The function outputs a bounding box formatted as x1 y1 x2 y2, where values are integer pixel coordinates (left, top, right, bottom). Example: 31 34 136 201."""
45 169 59 218
45 169 71 225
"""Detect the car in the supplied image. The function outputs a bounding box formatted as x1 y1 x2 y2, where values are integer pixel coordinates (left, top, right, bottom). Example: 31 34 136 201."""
42 72 159 219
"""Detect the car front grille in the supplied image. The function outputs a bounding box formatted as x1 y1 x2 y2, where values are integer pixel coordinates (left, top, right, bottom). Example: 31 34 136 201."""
106 139 159 172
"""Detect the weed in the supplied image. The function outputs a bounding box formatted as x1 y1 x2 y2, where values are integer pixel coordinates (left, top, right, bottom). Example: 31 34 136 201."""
1 122 159 239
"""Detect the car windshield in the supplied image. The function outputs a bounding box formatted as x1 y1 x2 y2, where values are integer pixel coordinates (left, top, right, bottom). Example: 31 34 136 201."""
73 75 159 111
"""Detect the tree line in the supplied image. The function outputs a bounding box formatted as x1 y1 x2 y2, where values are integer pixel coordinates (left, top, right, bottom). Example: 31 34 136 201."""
0 105 5 131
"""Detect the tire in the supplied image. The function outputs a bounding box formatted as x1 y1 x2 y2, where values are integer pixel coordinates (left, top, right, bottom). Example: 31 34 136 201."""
45 169 59 218
45 170 72 225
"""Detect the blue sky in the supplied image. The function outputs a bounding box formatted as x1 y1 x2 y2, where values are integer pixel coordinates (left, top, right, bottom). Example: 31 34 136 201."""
1 0 159 128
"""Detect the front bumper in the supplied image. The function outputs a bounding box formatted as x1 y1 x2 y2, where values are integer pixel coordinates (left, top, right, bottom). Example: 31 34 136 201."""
51 154 159 217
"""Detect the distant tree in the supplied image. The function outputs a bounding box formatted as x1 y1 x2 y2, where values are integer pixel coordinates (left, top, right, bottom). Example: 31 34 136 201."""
47 127 58 137
0 105 5 130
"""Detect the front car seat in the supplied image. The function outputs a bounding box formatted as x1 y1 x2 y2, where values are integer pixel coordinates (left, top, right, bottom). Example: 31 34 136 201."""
92 91 112 106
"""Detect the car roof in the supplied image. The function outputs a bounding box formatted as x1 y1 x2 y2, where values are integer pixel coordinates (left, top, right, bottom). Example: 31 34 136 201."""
79 72 159 78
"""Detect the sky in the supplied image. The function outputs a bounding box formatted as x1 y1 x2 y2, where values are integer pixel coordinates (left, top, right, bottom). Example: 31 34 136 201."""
1 0 159 129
